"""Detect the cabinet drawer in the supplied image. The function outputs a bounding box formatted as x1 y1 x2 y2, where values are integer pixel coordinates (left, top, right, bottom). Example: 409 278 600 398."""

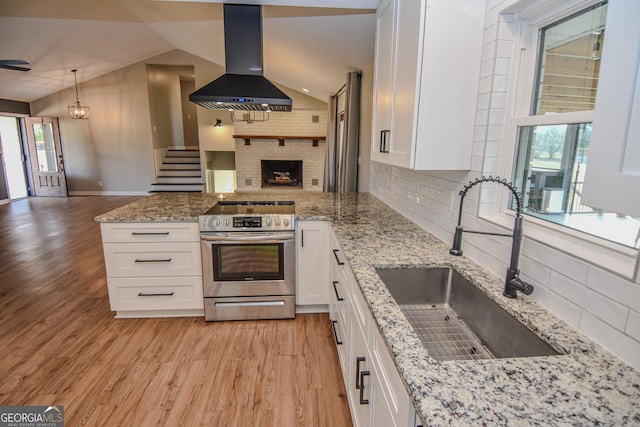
372 326 411 425
103 242 201 277
351 284 371 338
100 222 199 243
333 306 350 386
107 276 204 311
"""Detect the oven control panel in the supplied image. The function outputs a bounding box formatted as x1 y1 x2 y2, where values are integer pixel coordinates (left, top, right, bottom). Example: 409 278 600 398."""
200 214 295 232
233 216 262 228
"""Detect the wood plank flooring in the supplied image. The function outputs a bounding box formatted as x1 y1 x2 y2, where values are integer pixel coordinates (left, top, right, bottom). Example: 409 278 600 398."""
0 196 352 426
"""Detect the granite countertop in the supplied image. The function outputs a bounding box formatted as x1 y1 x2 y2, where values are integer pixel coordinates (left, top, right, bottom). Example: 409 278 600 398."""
96 192 640 426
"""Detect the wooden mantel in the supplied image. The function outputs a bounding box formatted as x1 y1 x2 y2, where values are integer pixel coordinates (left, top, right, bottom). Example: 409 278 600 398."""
233 135 326 147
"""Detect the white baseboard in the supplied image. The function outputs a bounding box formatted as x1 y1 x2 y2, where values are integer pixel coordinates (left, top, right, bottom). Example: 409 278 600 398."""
296 304 330 314
0 198 10 206
69 191 150 196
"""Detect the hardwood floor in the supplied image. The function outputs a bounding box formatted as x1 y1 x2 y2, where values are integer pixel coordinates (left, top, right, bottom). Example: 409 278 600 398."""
0 196 352 426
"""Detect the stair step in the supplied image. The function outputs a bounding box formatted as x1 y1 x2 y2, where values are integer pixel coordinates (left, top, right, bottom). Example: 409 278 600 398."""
150 183 204 192
167 149 200 157
164 157 200 164
158 169 202 178
156 177 204 184
160 163 202 170
158 170 201 177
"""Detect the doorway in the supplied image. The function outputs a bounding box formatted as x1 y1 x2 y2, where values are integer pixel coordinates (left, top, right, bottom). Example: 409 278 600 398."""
0 116 30 200
24 117 68 197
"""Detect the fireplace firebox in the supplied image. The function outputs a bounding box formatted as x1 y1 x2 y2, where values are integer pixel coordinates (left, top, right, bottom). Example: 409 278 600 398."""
261 160 303 188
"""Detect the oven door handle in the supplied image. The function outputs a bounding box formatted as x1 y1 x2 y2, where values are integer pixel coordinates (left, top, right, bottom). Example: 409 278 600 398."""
200 234 294 243
215 300 286 307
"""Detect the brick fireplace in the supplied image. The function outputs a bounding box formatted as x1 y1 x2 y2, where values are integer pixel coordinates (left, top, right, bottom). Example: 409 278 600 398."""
233 109 327 192
261 160 303 188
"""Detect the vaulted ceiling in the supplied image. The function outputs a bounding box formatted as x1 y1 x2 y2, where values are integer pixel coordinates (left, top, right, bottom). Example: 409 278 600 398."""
0 0 377 103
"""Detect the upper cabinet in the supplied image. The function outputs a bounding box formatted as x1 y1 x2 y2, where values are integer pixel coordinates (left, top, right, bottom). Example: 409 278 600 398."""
371 0 486 170
582 0 640 218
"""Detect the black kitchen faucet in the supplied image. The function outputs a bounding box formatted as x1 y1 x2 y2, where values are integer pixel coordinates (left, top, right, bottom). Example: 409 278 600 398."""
450 176 534 298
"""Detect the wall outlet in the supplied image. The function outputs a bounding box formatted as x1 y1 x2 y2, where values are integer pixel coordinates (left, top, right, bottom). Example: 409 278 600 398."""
98 180 103 187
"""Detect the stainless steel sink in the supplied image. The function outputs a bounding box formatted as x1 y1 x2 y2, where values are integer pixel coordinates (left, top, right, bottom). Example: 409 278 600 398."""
376 267 561 361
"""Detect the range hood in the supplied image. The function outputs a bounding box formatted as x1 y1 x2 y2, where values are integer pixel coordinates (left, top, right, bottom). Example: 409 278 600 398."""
189 4 292 112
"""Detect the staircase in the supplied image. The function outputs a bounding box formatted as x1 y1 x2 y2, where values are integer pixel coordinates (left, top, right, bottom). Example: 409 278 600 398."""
150 149 204 192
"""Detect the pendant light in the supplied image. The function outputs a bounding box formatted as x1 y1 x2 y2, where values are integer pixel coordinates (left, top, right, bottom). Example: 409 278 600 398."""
68 69 89 119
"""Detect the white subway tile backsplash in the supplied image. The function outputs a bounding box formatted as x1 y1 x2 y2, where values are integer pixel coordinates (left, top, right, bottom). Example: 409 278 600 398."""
479 250 509 278
586 266 640 313
579 311 640 369
482 41 497 62
486 125 504 141
627 310 640 342
478 76 493 94
494 58 511 75
488 108 506 125
519 256 551 286
492 75 509 92
549 271 629 331
475 108 489 126
496 39 513 58
523 239 589 284
526 279 581 328
477 93 491 110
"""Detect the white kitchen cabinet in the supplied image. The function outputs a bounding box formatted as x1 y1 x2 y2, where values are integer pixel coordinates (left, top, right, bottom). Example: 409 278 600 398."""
371 0 486 170
296 221 330 309
372 0 396 159
329 230 353 392
582 0 640 218
329 227 415 427
100 222 203 318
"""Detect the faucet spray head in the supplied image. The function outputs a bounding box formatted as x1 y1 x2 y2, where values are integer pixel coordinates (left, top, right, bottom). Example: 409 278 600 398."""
450 226 464 256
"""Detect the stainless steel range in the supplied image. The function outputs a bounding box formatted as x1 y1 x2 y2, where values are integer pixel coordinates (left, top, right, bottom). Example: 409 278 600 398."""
199 201 296 321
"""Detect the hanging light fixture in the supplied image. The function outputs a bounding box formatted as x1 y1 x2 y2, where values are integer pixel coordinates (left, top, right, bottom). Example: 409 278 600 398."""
68 69 89 119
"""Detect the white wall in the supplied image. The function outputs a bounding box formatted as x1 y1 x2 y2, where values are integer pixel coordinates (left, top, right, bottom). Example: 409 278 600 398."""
369 0 640 370
31 62 155 194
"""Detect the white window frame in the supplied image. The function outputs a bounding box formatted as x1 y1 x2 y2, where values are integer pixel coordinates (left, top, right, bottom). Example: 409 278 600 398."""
486 0 639 282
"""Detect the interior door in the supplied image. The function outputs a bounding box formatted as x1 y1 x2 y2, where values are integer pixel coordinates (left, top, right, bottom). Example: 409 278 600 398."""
25 117 67 197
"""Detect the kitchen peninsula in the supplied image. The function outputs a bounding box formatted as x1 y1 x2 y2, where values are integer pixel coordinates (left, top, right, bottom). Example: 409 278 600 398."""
95 192 640 426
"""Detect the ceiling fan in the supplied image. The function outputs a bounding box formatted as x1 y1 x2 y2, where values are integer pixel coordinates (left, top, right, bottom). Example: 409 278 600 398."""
0 60 31 72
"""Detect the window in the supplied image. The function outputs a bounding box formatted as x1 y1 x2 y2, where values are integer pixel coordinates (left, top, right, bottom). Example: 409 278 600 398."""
510 1 640 249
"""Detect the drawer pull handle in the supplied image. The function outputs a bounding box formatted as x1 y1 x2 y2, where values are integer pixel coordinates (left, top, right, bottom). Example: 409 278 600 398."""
332 249 345 266
138 292 174 297
355 356 366 389
331 320 342 345
134 258 172 263
131 232 170 236
215 301 285 308
332 281 344 301
359 370 370 404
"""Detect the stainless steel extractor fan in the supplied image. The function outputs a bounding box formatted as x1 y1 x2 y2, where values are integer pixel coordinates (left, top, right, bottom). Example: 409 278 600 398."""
0 60 31 72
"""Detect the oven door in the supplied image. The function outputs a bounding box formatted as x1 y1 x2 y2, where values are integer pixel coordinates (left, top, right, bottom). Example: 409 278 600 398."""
201 231 295 298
